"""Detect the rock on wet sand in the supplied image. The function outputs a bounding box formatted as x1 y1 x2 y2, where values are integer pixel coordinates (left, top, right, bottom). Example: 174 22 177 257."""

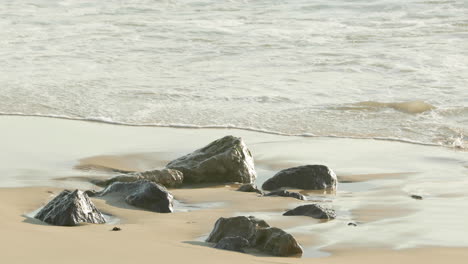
262 165 337 191
93 168 183 188
264 190 306 200
283 204 336 220
35 189 106 226
166 136 256 184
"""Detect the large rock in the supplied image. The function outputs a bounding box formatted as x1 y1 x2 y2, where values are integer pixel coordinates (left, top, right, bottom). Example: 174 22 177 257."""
237 183 263 194
93 169 183 188
214 236 250 252
264 190 306 200
35 190 106 226
166 136 256 184
207 216 302 257
283 204 336 220
94 180 174 213
254 227 303 257
262 165 337 191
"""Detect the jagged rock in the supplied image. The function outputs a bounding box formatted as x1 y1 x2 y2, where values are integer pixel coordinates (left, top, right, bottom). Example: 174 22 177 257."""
95 180 174 213
34 190 106 226
93 169 183 188
214 236 250 252
237 183 263 194
283 204 336 220
207 216 302 257
262 165 337 191
264 190 306 200
166 136 256 184
254 227 303 257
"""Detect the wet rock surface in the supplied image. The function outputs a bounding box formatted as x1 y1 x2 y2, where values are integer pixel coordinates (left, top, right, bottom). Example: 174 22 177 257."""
94 180 174 213
237 183 263 194
264 190 306 200
283 204 336 220
207 216 303 257
94 169 183 188
35 190 106 226
262 165 337 191
166 136 256 184
214 236 250 252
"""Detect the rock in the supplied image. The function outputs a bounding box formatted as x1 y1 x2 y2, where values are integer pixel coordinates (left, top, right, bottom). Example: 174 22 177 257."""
35 190 106 226
348 222 357 226
254 227 303 257
411 195 423 200
207 216 302 257
264 190 306 200
207 216 269 244
95 180 174 213
262 165 337 191
111 227 121 231
214 236 250 252
283 204 336 220
93 169 183 188
166 136 256 184
237 183 263 194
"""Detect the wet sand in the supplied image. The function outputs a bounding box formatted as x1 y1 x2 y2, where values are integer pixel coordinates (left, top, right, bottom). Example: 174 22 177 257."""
0 116 467 263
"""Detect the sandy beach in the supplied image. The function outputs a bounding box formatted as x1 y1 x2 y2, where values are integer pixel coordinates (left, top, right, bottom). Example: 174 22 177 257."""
0 115 467 263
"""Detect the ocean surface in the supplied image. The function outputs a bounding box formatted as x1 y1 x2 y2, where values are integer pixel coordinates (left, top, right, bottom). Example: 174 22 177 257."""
1 0 467 148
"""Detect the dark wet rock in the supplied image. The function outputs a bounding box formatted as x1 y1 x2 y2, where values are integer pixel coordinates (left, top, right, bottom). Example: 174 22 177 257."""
254 227 303 257
411 195 423 200
207 216 302 257
214 236 250 252
93 169 183 188
111 227 121 231
262 165 337 191
237 183 263 194
264 190 306 200
207 216 269 243
35 190 106 226
348 222 357 226
166 136 256 184
283 204 336 220
95 180 174 213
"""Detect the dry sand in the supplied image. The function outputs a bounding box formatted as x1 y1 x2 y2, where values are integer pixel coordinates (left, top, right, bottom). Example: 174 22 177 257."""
0 116 467 263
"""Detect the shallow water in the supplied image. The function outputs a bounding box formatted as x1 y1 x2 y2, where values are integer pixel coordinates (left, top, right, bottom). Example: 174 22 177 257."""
1 0 467 148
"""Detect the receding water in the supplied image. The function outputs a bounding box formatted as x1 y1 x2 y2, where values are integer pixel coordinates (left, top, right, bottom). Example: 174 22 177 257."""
1 0 467 147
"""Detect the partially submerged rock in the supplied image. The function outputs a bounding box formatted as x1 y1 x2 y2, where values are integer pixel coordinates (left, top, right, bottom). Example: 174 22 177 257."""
207 216 302 257
214 236 250 252
283 204 336 220
410 194 423 200
264 190 306 200
237 183 263 194
262 165 337 191
95 180 174 213
166 136 256 184
35 190 106 226
93 168 183 188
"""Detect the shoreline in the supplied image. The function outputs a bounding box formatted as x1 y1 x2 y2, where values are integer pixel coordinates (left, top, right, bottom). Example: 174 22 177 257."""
1 115 467 263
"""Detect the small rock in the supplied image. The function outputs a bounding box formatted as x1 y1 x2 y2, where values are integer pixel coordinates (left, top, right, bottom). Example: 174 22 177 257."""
35 190 106 226
207 216 302 257
237 183 263 194
411 195 423 200
166 136 256 184
348 222 357 226
264 190 306 200
214 236 250 252
94 168 184 188
94 180 174 213
283 204 336 220
262 165 337 191
111 227 121 231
